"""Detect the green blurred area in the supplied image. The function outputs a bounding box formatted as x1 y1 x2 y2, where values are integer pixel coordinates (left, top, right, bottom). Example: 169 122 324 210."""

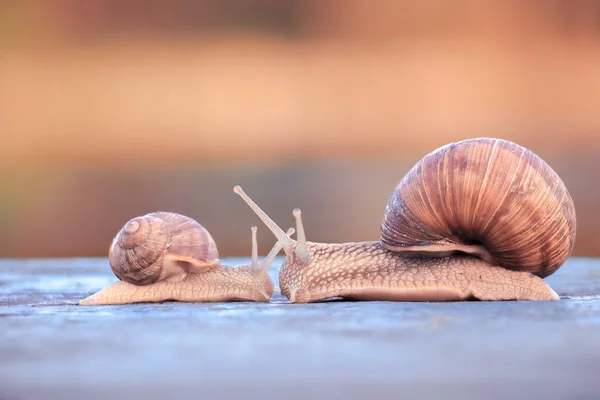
1 0 599 257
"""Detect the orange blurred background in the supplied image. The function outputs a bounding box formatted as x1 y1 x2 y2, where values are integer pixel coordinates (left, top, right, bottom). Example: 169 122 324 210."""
1 0 599 258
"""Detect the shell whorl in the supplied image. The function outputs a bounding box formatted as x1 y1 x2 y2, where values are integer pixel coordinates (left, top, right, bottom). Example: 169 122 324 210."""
109 212 219 285
381 137 576 278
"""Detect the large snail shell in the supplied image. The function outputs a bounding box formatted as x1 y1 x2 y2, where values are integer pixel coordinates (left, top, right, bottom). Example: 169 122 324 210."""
381 138 576 278
109 212 219 285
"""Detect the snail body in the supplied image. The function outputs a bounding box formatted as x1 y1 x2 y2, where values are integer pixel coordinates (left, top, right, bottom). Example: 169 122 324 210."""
79 212 292 305
234 138 576 303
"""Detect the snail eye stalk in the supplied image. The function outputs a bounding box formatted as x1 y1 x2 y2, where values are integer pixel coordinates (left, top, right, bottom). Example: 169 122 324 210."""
234 185 295 254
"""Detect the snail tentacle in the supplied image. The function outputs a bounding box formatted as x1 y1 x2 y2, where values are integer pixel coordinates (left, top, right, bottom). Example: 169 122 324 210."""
251 226 259 270
262 227 295 273
234 185 295 253
293 209 310 262
260 227 295 294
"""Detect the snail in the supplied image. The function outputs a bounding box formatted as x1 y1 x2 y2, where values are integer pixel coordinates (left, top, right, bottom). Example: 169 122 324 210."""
79 211 294 305
234 137 576 303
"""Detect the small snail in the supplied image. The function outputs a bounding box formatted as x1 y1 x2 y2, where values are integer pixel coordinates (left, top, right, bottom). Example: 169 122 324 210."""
79 211 294 305
234 137 576 303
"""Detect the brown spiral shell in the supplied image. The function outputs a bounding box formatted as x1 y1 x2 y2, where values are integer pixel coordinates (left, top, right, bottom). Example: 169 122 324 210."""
381 137 576 278
109 212 219 285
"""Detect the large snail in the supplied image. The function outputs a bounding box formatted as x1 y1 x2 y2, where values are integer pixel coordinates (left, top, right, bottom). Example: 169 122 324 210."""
79 211 294 305
234 138 576 303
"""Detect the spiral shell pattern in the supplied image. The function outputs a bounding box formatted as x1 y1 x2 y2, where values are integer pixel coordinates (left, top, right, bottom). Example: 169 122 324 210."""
108 212 219 285
381 138 576 278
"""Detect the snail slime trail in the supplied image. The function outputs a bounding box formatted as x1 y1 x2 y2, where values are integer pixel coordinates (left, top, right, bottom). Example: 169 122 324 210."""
234 137 575 303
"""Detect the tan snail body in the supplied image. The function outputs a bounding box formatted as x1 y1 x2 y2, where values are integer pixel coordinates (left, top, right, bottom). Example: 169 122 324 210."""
79 212 293 305
235 138 576 303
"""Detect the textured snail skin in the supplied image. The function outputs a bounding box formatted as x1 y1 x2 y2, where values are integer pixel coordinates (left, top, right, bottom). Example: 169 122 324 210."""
279 242 558 304
234 136 575 304
79 265 274 305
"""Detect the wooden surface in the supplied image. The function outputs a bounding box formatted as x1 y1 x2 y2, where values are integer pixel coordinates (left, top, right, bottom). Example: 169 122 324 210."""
1 256 599 400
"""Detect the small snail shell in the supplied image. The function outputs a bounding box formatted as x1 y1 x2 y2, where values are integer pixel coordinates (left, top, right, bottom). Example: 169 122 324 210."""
109 212 219 285
380 138 576 278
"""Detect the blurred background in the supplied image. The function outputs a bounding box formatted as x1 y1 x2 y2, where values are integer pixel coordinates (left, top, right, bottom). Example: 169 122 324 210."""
1 0 599 258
